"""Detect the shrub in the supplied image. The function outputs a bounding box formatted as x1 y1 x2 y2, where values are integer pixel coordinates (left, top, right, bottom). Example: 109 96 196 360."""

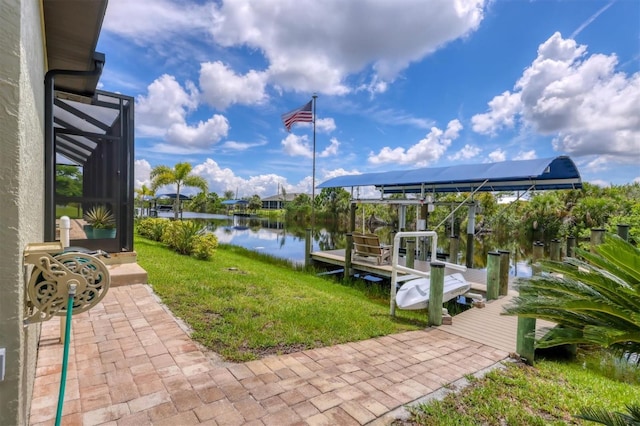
161 220 204 255
191 233 218 260
137 218 170 241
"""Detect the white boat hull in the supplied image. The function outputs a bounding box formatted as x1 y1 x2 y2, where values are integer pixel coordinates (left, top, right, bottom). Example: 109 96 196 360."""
395 273 471 310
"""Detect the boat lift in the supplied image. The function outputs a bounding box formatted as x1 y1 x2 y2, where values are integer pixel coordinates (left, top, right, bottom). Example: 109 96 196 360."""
390 231 469 316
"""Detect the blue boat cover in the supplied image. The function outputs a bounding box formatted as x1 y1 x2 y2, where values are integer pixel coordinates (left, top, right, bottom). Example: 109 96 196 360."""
221 199 249 205
317 156 581 193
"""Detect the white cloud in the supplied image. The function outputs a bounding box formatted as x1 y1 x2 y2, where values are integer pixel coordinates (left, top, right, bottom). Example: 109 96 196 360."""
368 119 462 166
471 32 640 165
488 149 506 162
199 61 268 110
192 158 312 197
316 118 336 133
102 0 211 44
166 115 230 147
513 150 537 160
589 179 611 188
471 91 521 134
136 74 230 149
221 140 268 151
448 144 482 161
134 159 151 189
136 74 198 137
634 176 640 184
281 134 340 159
210 0 486 94
319 138 340 158
293 117 337 133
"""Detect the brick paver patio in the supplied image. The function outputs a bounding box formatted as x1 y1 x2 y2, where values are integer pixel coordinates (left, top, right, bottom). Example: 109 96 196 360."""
29 284 509 425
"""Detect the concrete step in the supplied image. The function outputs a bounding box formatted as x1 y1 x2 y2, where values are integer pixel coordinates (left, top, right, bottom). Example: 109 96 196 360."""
107 262 148 287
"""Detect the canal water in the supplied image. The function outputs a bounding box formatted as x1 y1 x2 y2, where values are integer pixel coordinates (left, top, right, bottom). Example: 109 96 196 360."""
157 211 532 277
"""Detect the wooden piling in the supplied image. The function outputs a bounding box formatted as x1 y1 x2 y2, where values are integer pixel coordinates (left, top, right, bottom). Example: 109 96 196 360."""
406 239 415 269
428 262 445 326
465 234 474 269
449 235 459 264
486 252 500 301
418 205 428 261
617 224 630 241
550 238 562 261
345 233 353 278
590 228 605 252
305 228 312 267
345 203 357 277
498 250 510 296
517 317 536 365
566 236 576 258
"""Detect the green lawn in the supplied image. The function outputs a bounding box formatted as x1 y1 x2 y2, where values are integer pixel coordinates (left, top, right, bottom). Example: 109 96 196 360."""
135 236 427 361
402 354 639 426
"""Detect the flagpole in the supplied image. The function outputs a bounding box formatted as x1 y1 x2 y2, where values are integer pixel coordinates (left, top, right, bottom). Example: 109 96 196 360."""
311 94 317 231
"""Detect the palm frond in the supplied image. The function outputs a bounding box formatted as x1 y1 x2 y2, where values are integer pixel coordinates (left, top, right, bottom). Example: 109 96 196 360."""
576 407 639 426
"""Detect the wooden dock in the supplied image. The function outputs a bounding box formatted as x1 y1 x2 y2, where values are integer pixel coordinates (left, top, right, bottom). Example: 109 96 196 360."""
310 248 513 289
312 249 553 353
438 292 554 353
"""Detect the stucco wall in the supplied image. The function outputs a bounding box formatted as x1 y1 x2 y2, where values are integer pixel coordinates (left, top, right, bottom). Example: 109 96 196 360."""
0 0 45 424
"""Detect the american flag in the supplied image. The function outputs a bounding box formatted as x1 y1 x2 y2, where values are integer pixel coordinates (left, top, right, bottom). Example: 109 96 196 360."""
281 100 313 132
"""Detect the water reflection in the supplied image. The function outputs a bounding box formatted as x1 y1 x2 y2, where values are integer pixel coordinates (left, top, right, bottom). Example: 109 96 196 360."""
155 211 533 275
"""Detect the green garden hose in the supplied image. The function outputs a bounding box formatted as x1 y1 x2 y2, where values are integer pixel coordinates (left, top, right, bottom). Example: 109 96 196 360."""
55 283 76 426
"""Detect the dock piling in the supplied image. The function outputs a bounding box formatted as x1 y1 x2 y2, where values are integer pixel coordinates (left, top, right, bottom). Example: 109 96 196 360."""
486 252 500 301
498 250 510 296
406 239 415 269
428 262 445 326
566 236 576 258
449 235 459 264
617 224 630 241
590 228 605 252
550 239 561 261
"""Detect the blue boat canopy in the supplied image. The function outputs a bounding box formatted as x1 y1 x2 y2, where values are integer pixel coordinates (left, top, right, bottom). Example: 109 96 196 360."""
221 199 249 206
317 156 582 194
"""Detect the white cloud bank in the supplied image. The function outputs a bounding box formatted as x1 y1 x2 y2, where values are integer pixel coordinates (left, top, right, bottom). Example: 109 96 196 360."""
135 74 230 150
368 119 463 166
472 32 640 165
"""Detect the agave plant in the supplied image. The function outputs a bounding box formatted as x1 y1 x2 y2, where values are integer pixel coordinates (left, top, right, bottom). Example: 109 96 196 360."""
503 234 640 357
83 205 115 229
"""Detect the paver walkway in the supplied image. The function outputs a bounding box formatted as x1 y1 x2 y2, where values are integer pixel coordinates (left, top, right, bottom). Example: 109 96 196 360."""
30 284 509 425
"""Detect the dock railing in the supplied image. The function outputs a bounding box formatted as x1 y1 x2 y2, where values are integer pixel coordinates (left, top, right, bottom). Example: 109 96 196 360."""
390 231 467 316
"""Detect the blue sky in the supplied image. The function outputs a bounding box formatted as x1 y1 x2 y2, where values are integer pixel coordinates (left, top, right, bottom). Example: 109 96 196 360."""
97 0 640 197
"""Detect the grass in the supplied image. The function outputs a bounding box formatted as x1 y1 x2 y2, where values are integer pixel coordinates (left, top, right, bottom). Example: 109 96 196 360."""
135 236 427 362
402 355 639 426
56 204 82 219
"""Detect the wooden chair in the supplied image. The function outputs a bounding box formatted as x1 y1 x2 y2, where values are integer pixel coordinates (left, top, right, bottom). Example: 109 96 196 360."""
352 232 391 265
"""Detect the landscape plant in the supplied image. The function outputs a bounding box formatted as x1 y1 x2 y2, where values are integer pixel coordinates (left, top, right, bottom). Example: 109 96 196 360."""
83 205 115 229
503 234 640 356
136 218 169 241
161 220 206 255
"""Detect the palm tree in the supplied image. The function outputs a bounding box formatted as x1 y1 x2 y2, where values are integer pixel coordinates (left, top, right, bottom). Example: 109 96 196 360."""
503 234 640 356
150 162 208 220
135 184 155 216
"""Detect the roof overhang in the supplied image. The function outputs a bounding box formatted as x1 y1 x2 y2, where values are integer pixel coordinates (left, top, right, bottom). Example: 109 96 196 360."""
318 156 582 194
43 0 108 97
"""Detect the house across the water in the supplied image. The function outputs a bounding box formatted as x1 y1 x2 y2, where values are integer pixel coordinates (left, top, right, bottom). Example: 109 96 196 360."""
261 193 307 210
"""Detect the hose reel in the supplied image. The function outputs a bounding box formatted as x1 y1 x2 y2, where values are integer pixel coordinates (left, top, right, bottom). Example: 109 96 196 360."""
24 242 110 325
